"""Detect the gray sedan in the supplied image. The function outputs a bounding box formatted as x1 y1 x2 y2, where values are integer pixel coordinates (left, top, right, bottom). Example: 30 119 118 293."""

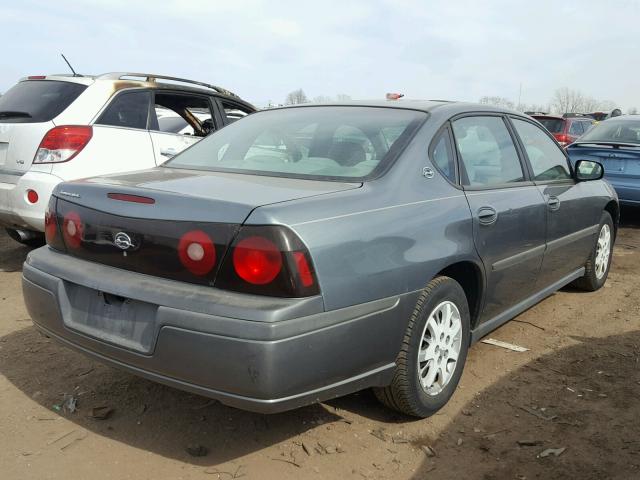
22 101 618 417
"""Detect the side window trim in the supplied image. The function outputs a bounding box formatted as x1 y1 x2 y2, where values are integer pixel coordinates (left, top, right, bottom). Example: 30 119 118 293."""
506 115 575 185
219 98 253 125
428 123 460 187
94 88 152 131
449 112 533 191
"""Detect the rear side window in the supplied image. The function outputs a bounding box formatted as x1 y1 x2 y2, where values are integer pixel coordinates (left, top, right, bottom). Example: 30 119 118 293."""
452 116 524 187
511 118 571 181
97 90 151 130
569 121 584 135
0 80 87 123
430 129 456 183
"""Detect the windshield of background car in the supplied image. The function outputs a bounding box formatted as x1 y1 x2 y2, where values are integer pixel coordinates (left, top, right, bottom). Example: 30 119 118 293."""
165 106 427 180
578 119 640 145
535 117 565 134
0 80 87 123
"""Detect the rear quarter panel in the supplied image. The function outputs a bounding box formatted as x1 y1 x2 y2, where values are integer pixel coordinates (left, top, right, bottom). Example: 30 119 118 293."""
248 119 480 312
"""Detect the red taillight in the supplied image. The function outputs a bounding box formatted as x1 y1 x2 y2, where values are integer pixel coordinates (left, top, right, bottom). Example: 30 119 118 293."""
27 75 47 80
554 133 570 146
178 230 217 276
62 211 83 248
108 193 155 204
34 126 93 164
293 251 314 287
233 236 283 285
44 209 57 243
26 189 39 204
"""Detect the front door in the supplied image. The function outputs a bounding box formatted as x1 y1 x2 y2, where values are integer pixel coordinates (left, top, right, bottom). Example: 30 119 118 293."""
509 117 602 287
451 115 547 323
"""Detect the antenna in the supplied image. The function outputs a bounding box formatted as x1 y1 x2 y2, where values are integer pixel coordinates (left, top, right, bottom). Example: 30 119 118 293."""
60 53 80 77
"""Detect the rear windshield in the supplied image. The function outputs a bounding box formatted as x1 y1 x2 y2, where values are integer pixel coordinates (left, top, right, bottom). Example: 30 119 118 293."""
165 106 426 181
578 119 640 145
0 80 87 123
534 117 565 134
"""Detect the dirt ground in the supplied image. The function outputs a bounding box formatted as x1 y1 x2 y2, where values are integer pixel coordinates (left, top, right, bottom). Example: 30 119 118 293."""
1 209 639 480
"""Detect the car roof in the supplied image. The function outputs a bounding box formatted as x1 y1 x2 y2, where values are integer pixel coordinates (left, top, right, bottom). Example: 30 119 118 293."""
17 73 255 109
264 99 530 117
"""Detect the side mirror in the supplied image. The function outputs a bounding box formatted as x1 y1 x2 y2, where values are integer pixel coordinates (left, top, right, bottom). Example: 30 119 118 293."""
575 159 604 181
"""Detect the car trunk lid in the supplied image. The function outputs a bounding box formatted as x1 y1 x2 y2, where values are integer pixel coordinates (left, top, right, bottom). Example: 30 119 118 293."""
48 168 360 286
569 143 640 179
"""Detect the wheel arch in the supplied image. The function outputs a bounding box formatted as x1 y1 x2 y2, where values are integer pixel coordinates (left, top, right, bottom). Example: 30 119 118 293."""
604 200 619 237
437 260 485 329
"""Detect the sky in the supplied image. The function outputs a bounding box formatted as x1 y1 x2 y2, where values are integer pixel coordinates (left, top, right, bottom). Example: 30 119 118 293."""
1 0 639 109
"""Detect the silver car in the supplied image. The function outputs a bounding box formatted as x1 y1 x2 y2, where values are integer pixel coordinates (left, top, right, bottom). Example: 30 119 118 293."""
22 101 618 417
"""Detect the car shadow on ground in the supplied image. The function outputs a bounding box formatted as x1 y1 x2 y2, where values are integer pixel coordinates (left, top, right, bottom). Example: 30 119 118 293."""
0 235 33 273
0 325 371 467
620 206 640 228
410 330 640 480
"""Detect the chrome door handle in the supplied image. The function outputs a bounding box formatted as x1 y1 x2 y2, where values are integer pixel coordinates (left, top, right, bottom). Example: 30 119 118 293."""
160 148 177 157
547 196 561 211
477 206 498 225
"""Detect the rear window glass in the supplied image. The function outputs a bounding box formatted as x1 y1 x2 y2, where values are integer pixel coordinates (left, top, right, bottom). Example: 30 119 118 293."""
166 107 426 180
535 117 565 134
0 80 87 123
579 119 640 145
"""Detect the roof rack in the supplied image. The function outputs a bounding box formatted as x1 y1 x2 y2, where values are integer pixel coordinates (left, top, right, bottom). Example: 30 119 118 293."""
97 72 238 98
562 112 589 118
524 111 549 115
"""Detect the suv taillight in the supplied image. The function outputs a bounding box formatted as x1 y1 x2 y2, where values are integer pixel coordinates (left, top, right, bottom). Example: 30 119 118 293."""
554 133 570 147
216 225 320 298
34 126 93 164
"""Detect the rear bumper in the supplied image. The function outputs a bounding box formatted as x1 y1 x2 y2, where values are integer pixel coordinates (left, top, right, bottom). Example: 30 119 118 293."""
22 247 412 413
0 171 62 231
607 178 640 205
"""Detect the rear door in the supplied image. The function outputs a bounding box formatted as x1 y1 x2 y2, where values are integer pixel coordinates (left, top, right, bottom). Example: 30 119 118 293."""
509 116 602 287
64 89 156 180
0 80 87 178
451 114 547 324
149 91 219 164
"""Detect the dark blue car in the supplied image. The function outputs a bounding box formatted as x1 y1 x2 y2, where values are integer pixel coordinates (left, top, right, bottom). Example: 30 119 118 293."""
567 116 640 206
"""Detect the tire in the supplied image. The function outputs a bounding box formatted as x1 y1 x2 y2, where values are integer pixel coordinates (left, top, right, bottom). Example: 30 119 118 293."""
572 211 614 292
374 276 471 418
4 228 45 247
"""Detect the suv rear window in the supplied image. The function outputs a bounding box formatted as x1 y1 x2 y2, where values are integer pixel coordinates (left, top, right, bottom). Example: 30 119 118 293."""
534 117 565 134
0 80 87 123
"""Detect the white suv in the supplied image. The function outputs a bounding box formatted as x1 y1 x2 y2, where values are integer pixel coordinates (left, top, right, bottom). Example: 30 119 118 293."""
0 72 255 245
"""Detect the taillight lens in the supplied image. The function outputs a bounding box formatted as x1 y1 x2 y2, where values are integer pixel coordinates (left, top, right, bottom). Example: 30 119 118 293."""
233 236 283 285
44 196 66 251
216 226 319 297
34 126 93 164
554 133 570 147
62 211 83 248
178 230 217 276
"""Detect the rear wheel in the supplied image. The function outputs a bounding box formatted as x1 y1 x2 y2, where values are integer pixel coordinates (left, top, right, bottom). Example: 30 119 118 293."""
572 211 614 292
5 228 45 247
374 276 470 417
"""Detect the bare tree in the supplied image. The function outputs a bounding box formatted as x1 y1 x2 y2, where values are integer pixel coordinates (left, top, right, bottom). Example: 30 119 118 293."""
285 89 309 105
313 95 333 103
335 94 352 101
629 107 638 115
551 87 586 114
479 96 515 109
